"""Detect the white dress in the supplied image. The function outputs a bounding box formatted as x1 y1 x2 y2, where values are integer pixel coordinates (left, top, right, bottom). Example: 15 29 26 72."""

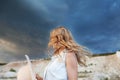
43 49 68 80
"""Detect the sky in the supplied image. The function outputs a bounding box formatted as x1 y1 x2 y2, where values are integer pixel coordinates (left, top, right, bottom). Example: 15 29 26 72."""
0 0 120 62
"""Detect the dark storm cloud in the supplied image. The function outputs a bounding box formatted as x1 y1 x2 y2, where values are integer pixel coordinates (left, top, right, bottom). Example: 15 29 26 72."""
65 0 120 53
0 0 120 62
0 0 57 62
0 0 69 62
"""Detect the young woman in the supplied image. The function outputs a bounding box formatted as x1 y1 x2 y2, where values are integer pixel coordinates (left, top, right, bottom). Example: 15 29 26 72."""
36 26 91 80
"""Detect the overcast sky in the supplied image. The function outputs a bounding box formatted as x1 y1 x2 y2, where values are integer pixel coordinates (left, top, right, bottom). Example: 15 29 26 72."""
0 0 120 62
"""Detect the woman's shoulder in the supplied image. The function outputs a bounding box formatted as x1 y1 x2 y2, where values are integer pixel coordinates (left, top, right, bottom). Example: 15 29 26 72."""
65 49 77 55
66 51 76 58
65 49 77 60
65 50 78 66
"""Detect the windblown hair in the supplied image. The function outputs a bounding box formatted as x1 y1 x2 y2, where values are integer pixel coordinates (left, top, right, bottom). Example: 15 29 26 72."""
48 26 92 66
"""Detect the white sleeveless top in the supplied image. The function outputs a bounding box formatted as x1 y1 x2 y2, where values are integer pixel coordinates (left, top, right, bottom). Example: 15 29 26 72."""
43 49 68 80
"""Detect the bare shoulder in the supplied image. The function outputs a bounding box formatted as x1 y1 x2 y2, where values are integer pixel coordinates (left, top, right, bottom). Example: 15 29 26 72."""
66 51 77 59
66 51 77 64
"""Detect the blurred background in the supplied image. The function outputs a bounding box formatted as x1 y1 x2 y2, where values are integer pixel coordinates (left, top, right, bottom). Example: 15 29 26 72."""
0 0 120 63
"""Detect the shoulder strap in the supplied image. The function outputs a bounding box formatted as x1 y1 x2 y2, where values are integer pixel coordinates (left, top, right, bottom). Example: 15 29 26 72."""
59 49 68 62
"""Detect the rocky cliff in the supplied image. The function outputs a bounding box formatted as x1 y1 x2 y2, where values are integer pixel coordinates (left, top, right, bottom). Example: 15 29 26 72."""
0 51 120 80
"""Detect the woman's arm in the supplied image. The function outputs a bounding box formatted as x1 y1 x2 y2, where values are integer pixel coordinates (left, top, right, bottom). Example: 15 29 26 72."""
36 74 43 80
66 52 78 80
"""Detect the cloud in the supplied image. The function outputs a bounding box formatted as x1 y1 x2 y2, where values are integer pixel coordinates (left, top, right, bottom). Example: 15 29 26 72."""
64 0 120 53
0 0 120 62
0 22 50 62
0 39 19 53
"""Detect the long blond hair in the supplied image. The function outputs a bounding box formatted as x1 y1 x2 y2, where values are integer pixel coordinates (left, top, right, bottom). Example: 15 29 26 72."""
48 26 92 66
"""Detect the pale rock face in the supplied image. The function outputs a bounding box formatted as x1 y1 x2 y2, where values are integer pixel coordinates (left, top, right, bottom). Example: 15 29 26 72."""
92 73 110 80
116 51 120 58
4 71 16 78
1 52 120 80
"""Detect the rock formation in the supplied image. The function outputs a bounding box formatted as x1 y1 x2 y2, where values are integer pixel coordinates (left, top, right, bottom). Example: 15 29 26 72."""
0 51 120 80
